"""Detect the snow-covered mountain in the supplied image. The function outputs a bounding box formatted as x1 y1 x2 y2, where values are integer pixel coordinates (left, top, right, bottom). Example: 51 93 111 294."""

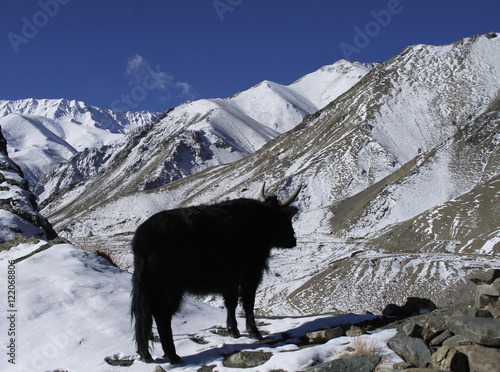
40 33 500 316
0 98 158 133
35 60 372 208
0 98 159 186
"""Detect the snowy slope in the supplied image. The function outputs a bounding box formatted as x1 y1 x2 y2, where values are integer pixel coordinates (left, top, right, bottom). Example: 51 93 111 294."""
331 94 500 241
41 33 500 316
0 241 401 371
224 60 374 133
0 98 159 186
35 60 371 210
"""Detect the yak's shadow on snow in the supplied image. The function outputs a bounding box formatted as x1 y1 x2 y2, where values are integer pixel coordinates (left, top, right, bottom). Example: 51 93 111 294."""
153 313 383 367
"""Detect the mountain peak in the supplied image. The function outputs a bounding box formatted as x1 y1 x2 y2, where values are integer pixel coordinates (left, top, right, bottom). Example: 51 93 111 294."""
34 59 372 213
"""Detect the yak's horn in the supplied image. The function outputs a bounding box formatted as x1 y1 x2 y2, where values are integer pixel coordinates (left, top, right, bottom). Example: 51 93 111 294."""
259 183 266 202
281 185 302 207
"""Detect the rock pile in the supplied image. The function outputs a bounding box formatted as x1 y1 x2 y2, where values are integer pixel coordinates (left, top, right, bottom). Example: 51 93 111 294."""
384 269 500 371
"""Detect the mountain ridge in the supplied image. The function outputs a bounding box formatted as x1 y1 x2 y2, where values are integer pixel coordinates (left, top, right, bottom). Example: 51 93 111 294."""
0 98 158 132
0 98 160 186
35 59 372 212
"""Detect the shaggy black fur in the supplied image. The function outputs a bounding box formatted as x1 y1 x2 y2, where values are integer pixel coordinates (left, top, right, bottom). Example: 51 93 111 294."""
131 194 299 364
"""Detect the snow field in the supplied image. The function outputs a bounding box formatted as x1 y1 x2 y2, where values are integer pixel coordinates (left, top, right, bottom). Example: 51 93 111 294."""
0 242 402 371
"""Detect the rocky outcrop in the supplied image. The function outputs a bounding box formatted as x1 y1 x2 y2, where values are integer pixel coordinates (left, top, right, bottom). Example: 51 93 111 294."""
298 278 500 372
0 126 57 243
385 269 500 371
468 268 500 318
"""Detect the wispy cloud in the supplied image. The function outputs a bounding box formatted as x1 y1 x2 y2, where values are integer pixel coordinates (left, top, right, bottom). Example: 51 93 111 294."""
125 54 196 98
175 81 194 97
111 54 197 111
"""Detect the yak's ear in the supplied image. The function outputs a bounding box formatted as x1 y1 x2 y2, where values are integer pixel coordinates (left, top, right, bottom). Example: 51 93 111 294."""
283 206 298 218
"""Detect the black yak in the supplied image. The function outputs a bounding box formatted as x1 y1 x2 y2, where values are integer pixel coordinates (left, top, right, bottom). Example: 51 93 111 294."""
131 183 301 364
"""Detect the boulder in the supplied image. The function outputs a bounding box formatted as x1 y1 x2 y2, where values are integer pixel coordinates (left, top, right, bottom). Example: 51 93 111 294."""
431 345 468 372
494 278 500 292
223 350 272 368
487 300 500 318
306 327 344 344
422 319 447 342
466 307 494 318
197 365 216 372
477 284 500 297
388 334 432 368
446 316 500 346
442 335 474 348
477 294 498 309
402 322 423 338
467 269 500 285
392 361 415 369
455 344 500 372
429 330 453 346
304 354 382 372
346 325 365 337
152 366 167 372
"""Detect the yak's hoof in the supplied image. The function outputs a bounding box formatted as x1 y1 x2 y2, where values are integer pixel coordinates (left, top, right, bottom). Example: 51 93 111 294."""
229 329 241 338
137 350 153 363
139 353 153 363
164 353 182 365
249 331 264 341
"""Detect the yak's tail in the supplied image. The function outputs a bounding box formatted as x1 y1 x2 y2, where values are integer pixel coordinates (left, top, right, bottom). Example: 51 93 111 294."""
131 253 153 361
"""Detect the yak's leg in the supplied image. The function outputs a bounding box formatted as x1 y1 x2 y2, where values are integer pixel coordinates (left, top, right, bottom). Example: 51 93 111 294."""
223 288 241 338
241 282 263 340
151 294 182 364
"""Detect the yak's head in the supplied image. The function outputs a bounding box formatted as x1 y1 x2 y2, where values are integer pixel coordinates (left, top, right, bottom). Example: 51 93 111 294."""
259 183 301 249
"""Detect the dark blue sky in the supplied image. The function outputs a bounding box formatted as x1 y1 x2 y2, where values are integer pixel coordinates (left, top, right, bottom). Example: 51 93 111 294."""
2 0 499 113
